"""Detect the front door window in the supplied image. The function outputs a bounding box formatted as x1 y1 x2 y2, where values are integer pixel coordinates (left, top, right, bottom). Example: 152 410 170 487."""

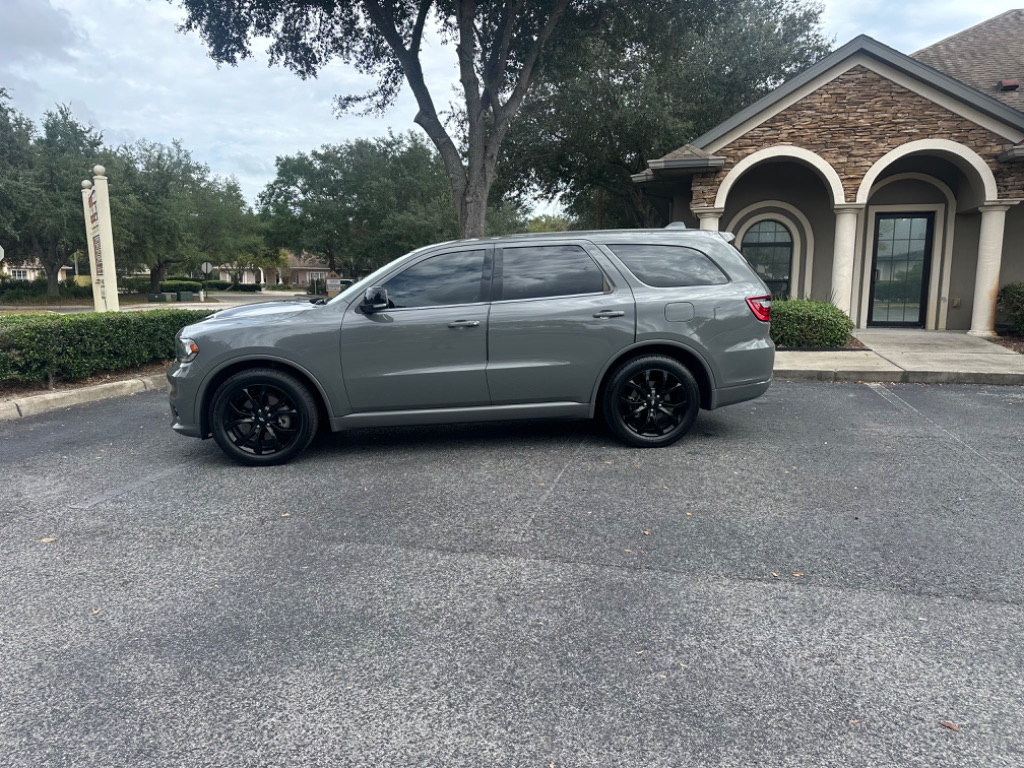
869 214 933 326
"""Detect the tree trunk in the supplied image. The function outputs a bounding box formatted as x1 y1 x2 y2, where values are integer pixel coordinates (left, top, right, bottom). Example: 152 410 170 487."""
45 263 61 297
44 239 62 297
460 177 490 239
150 264 166 293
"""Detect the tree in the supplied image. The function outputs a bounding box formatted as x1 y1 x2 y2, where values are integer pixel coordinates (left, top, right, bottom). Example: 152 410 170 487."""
174 0 582 239
0 103 102 295
112 139 208 291
259 133 463 278
0 90 36 248
497 0 832 227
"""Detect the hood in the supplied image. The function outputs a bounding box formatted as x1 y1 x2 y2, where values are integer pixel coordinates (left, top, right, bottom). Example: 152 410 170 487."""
203 300 320 322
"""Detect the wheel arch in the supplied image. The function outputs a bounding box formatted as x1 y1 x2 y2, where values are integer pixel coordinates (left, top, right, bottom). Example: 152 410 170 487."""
592 342 717 415
198 357 332 438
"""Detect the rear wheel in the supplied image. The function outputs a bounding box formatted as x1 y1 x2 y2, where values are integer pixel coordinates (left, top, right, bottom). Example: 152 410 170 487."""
603 355 699 448
210 368 319 466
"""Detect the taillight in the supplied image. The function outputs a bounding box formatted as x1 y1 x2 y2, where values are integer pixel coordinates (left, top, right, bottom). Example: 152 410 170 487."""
746 295 771 322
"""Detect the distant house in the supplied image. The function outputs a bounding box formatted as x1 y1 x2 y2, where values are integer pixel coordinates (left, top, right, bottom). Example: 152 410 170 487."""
635 10 1024 334
265 251 331 289
1 262 74 283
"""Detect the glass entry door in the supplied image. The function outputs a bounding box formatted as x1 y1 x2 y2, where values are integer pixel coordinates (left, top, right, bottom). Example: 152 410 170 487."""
868 213 934 326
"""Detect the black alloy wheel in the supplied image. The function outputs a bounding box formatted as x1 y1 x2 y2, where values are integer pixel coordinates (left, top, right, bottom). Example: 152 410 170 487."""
210 368 319 466
603 355 699 448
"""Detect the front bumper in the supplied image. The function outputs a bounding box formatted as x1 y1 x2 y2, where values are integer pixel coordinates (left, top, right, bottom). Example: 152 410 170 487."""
167 360 206 438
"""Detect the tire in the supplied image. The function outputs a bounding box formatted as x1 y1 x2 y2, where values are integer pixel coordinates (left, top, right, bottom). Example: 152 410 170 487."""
602 355 700 448
210 368 319 466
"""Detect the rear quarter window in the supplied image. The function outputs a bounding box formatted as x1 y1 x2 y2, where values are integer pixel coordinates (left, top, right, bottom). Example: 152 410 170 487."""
607 244 728 287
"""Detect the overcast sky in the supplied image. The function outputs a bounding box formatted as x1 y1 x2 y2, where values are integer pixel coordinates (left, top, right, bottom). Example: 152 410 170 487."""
1 0 1021 205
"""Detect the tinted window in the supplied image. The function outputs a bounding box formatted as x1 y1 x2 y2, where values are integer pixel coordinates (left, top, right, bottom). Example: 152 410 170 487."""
608 244 728 287
499 245 606 301
383 250 486 309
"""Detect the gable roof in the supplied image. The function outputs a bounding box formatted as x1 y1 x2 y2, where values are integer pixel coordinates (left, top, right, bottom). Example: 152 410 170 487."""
683 34 1024 153
912 9 1024 114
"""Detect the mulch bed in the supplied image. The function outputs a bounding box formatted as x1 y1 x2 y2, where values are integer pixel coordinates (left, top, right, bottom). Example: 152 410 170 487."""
0 361 171 403
988 335 1024 354
776 336 868 352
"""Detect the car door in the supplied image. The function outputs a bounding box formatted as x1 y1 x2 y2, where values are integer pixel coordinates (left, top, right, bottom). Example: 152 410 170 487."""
486 242 635 405
341 247 492 412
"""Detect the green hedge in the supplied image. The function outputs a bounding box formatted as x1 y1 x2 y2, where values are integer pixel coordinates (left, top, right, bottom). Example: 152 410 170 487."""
159 280 203 293
770 299 853 348
0 278 93 302
119 277 151 294
204 280 232 291
229 283 261 292
0 309 214 385
998 282 1024 336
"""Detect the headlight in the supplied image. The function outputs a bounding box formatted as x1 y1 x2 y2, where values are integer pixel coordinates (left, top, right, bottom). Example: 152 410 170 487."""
177 337 199 363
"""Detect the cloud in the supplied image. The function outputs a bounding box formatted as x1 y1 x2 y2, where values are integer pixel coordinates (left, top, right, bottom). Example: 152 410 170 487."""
822 0 1021 52
0 0 84 67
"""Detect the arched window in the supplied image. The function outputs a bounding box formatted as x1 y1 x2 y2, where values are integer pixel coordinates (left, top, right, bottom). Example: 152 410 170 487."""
741 220 793 299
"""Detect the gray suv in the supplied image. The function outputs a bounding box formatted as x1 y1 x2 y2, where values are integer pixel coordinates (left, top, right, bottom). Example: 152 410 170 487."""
168 228 774 465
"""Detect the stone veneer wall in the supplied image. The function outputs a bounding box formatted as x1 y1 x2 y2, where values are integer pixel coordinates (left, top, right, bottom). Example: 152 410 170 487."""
690 65 1024 208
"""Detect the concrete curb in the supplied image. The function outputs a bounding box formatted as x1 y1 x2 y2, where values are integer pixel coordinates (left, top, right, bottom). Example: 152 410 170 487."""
0 375 167 423
775 369 1024 385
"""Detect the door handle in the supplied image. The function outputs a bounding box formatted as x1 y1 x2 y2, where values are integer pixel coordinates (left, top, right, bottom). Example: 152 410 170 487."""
593 310 625 319
447 320 480 328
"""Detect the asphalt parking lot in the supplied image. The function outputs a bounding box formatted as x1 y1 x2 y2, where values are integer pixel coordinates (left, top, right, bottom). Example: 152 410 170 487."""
2 380 1023 767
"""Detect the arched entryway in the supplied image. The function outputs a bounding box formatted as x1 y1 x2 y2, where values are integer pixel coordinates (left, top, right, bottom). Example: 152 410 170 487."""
854 140 1007 333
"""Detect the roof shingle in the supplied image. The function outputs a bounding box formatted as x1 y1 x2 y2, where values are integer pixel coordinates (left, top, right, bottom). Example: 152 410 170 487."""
912 9 1024 114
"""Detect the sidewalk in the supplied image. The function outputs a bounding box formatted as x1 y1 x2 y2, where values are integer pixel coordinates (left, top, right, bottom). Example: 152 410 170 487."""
3 329 1024 423
775 329 1024 385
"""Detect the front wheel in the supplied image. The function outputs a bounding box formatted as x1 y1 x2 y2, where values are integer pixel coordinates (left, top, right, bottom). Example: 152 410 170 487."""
210 368 319 466
602 355 700 448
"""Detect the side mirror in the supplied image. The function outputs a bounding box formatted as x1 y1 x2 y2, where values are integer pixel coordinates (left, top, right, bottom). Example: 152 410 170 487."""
361 285 389 313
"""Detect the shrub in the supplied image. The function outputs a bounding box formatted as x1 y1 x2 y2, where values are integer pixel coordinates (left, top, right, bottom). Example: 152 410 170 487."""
997 282 1024 336
203 280 232 291
119 277 151 294
0 278 94 302
770 299 853 348
264 284 297 291
0 309 215 385
229 283 262 292
159 280 203 293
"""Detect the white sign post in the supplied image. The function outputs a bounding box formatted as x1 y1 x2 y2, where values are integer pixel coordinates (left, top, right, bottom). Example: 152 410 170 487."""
80 165 119 312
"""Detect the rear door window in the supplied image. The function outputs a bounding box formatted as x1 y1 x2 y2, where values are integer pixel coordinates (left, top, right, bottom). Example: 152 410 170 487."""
498 245 607 301
607 244 728 287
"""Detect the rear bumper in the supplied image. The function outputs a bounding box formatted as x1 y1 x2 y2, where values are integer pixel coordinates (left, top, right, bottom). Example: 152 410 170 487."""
708 377 772 410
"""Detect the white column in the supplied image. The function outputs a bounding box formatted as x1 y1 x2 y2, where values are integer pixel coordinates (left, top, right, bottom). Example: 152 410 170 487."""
830 204 862 316
81 180 105 313
968 203 1013 337
90 166 120 311
693 207 724 231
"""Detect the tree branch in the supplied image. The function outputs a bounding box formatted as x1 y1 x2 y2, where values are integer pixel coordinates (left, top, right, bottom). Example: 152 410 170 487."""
480 0 524 113
359 0 466 192
490 0 570 150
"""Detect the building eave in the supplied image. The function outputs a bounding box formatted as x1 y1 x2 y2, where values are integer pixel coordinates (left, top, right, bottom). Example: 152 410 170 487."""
998 145 1024 162
647 157 726 172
